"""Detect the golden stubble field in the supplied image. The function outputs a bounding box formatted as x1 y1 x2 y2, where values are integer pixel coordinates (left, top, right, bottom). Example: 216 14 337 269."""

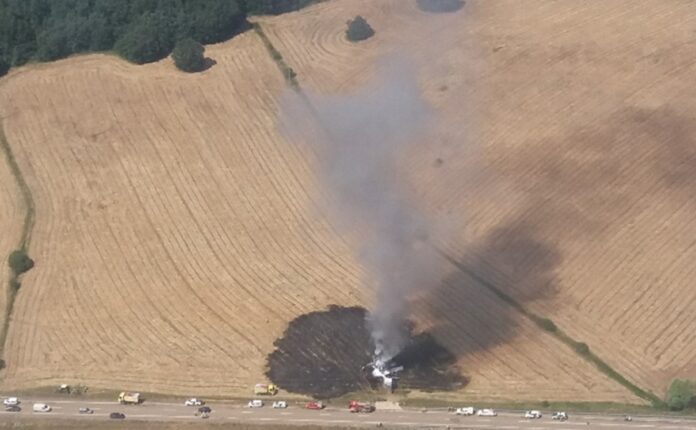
0 0 694 402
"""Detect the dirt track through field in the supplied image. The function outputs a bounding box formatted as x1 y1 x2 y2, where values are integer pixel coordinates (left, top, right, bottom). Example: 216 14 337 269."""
0 0 694 403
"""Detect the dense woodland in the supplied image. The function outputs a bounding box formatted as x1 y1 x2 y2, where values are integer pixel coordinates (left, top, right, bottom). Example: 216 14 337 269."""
0 0 319 75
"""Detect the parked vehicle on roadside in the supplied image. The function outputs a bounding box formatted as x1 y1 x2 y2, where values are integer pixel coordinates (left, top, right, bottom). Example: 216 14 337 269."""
305 401 324 410
118 392 141 405
348 400 375 413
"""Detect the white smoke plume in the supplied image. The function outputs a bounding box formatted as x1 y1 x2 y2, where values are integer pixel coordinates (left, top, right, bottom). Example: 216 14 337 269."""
280 59 441 363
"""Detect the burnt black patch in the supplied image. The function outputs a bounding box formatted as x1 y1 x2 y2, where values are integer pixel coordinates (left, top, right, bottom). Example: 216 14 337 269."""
266 305 465 398
266 306 372 399
388 333 467 391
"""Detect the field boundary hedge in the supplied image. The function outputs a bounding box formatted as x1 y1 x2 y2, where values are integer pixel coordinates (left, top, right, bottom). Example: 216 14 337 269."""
438 250 664 407
0 123 36 365
253 23 299 88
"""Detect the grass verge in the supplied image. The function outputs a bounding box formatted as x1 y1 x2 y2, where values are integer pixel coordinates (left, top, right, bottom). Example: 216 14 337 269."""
438 250 665 408
0 123 36 364
253 23 299 88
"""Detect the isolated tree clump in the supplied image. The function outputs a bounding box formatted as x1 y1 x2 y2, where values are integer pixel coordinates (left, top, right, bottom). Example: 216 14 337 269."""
8 249 34 276
416 0 465 13
346 16 375 42
173 38 206 73
666 379 695 411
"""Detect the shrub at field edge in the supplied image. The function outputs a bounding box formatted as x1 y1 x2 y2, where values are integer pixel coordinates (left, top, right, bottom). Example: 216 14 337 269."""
173 38 207 73
666 379 695 411
8 249 34 276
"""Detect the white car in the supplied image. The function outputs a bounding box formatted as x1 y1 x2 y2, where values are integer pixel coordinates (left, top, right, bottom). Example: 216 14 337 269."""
477 408 497 417
525 410 542 419
247 399 264 408
32 403 52 413
272 401 288 409
455 407 475 416
184 398 203 406
552 411 568 421
2 397 19 406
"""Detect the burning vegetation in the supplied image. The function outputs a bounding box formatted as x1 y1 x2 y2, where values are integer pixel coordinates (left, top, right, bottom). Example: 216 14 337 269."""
265 306 467 398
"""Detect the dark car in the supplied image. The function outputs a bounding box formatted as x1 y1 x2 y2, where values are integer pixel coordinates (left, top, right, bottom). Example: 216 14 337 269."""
5 405 21 412
195 406 212 416
109 412 126 419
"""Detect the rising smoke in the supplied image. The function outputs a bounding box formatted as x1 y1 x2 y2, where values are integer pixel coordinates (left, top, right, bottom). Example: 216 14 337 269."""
280 60 442 363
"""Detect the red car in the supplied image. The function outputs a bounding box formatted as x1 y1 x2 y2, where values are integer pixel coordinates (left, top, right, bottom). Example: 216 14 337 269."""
305 401 325 410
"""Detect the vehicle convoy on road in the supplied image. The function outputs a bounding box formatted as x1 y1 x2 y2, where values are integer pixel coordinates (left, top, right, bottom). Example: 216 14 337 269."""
32 403 52 413
305 401 325 410
254 384 278 395
118 392 141 405
524 410 542 419
455 406 476 416
348 400 375 413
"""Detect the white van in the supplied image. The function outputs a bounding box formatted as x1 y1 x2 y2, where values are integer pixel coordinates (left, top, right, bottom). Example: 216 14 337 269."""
33 403 52 412
455 407 475 416
3 397 19 406
247 399 264 408
477 408 497 417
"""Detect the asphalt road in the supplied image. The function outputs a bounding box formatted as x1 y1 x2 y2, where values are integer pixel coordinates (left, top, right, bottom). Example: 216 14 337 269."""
2 397 696 429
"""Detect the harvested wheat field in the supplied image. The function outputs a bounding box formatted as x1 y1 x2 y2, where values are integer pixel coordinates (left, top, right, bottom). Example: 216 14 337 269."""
0 0 693 403
263 0 696 397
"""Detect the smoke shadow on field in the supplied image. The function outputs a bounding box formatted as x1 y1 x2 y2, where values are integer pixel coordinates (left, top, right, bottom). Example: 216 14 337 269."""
265 306 466 398
422 219 562 360
387 332 467 392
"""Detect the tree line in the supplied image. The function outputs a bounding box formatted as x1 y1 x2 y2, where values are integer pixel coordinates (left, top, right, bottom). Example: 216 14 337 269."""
0 0 320 76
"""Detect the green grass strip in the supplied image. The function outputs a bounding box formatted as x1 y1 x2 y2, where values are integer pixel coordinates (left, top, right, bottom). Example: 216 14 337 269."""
438 249 664 408
0 123 36 363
